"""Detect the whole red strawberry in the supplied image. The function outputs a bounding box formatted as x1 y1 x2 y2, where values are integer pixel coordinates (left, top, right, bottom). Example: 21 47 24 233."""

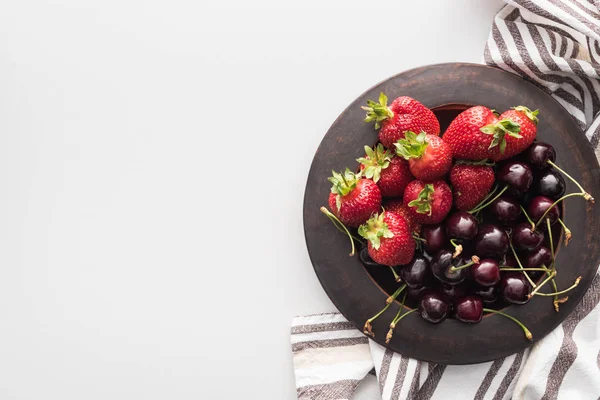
449 162 495 211
358 144 414 197
444 106 531 161
358 211 415 266
328 168 381 227
394 131 452 181
383 199 422 234
403 180 452 225
495 106 538 161
362 92 440 149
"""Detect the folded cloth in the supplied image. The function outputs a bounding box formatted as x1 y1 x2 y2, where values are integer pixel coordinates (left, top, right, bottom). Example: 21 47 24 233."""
292 1 600 399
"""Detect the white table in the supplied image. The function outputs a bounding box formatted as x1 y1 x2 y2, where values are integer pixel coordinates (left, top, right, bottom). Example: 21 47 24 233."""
0 1 504 398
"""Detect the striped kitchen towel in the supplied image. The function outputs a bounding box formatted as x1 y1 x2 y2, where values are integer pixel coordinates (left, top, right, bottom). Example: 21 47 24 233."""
292 1 600 399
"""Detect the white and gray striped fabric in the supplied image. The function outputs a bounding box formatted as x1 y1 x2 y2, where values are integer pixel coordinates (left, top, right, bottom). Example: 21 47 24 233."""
292 1 600 399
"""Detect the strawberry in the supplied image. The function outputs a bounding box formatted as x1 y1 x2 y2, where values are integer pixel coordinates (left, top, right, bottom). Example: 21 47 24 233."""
383 198 422 234
358 211 415 266
328 168 381 227
394 131 452 181
449 162 495 211
357 144 414 197
362 92 440 149
494 106 538 161
443 105 528 161
403 180 452 225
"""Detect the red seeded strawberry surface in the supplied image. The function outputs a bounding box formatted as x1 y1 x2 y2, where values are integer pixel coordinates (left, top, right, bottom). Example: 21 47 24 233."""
407 135 452 181
442 106 499 160
367 211 415 266
450 164 495 211
403 180 453 225
382 199 422 234
378 156 414 197
379 97 440 148
328 179 381 227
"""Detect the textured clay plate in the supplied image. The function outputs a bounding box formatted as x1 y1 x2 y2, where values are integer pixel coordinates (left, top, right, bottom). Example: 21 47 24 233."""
303 63 600 364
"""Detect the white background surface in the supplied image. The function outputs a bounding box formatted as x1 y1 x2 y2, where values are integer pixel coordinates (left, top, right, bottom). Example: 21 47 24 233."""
0 1 504 398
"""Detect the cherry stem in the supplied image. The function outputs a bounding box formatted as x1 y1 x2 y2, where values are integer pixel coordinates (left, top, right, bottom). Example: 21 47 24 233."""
520 205 535 230
390 266 401 282
547 160 593 202
534 192 588 229
320 207 358 256
557 218 572 246
472 184 499 210
546 219 555 270
540 264 560 311
450 239 463 258
499 267 549 271
469 185 508 214
534 276 582 297
413 234 426 242
527 269 557 299
366 284 407 323
483 308 532 340
448 257 479 272
509 241 537 288
387 292 408 344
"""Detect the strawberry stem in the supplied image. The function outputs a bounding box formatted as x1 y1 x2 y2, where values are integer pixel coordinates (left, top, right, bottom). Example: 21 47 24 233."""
320 206 357 256
483 308 532 340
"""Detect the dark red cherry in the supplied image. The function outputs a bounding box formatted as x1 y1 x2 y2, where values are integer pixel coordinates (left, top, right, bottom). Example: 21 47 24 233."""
400 252 432 288
422 224 447 254
525 142 555 170
455 296 483 323
534 169 565 200
445 211 478 242
489 196 522 225
407 285 430 300
500 272 531 304
497 161 533 193
502 253 518 268
528 196 560 225
524 246 552 269
474 224 510 257
418 292 450 324
440 282 468 302
512 222 545 251
474 286 497 304
472 259 500 287
430 250 468 285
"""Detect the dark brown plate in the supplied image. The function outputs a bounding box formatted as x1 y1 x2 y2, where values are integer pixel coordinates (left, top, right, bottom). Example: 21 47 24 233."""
303 63 600 364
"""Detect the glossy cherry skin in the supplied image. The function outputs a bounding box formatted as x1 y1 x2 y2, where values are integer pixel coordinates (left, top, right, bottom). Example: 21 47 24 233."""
489 196 522 225
498 161 533 193
418 292 450 324
502 253 518 268
400 252 431 288
422 224 447 254
455 296 483 323
445 211 478 242
525 246 552 269
474 224 510 257
430 250 468 286
440 283 468 302
407 285 430 300
472 259 501 287
528 196 560 225
534 169 565 200
512 222 545 251
500 272 531 304
525 142 556 170
474 286 497 304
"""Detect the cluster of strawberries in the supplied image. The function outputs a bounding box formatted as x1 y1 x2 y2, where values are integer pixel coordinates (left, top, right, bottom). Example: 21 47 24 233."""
326 93 537 265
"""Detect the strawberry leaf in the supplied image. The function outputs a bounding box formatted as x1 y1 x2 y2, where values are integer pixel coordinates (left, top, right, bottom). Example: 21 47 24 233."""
361 92 394 129
407 184 435 216
356 143 392 183
394 131 428 160
499 138 507 154
358 212 394 250
328 168 359 196
512 105 540 123
480 119 521 153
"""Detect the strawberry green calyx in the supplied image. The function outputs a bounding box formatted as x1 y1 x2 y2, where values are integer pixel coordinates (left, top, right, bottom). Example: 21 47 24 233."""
480 119 522 154
361 92 394 129
358 212 394 250
512 106 540 123
356 144 392 182
328 168 360 211
408 184 434 216
394 131 428 160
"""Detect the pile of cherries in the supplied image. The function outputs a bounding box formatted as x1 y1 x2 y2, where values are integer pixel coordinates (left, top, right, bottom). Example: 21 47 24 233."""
360 142 591 341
